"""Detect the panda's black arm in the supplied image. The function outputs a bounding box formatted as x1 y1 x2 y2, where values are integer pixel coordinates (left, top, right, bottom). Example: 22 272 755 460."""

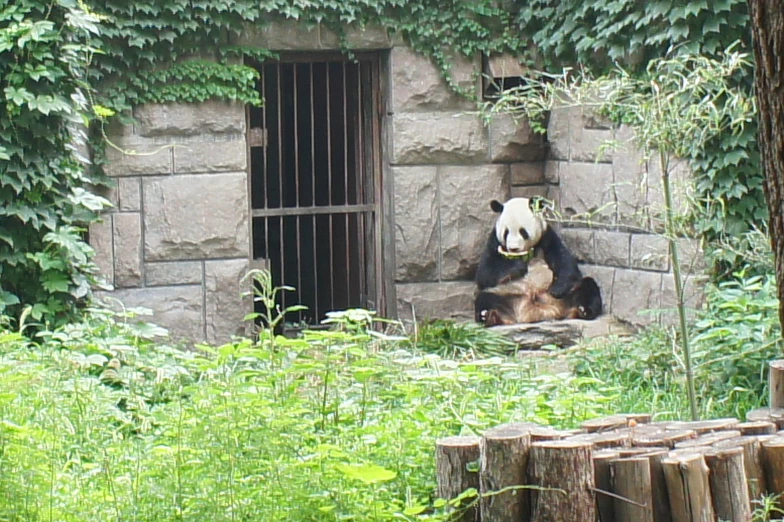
539 227 583 298
475 232 528 290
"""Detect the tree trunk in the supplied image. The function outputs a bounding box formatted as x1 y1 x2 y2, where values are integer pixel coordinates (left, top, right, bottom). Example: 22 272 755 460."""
749 0 784 327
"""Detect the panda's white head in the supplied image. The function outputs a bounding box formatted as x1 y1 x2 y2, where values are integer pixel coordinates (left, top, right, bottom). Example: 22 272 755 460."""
491 197 547 256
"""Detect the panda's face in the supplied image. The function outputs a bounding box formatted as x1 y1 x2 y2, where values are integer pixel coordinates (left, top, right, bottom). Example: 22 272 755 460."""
491 198 546 255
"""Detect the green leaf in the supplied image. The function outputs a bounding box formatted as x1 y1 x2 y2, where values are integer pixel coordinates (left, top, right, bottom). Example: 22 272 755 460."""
334 463 397 484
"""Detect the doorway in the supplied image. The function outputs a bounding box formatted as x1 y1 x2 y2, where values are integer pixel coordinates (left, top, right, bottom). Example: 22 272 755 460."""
246 53 385 330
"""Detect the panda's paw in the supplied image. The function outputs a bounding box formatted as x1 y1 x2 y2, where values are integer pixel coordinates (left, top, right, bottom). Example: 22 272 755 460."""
548 282 571 299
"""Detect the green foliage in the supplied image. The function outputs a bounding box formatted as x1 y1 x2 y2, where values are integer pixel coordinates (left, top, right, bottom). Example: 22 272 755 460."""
571 268 780 420
83 0 763 269
407 319 520 359
0 1 111 328
511 0 750 73
0 272 625 520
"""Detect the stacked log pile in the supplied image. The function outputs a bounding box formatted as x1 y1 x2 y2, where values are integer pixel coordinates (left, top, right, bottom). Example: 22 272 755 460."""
434 360 784 522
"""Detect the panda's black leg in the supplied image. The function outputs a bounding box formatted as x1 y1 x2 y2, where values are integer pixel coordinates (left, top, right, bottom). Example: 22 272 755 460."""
539 228 582 297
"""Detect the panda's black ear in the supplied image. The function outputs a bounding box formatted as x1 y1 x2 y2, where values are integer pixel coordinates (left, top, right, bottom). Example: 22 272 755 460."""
490 200 504 213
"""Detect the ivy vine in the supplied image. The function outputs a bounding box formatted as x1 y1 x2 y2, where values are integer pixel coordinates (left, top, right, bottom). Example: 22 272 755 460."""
0 0 110 327
0 0 762 328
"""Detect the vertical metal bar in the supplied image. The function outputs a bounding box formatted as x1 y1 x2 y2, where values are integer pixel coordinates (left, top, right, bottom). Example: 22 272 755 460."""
262 65 270 284
329 213 335 312
371 56 384 316
326 63 335 311
293 64 302 323
342 62 351 306
356 61 367 306
310 63 318 321
277 63 286 313
312 214 318 321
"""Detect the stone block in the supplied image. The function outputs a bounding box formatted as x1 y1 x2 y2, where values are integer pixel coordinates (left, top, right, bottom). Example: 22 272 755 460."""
104 137 172 177
320 23 392 49
390 46 478 112
395 281 475 327
173 139 247 174
205 259 252 345
612 124 649 226
134 100 245 137
557 162 614 220
676 237 707 274
89 216 114 287
488 114 545 162
235 19 321 51
439 165 509 280
593 230 630 268
143 173 249 261
645 155 692 220
96 285 205 343
544 161 561 184
579 264 616 314
113 213 142 288
630 234 669 272
571 127 615 163
560 228 595 263
146 261 203 286
546 107 571 161
93 182 119 210
659 273 709 326
118 178 141 212
612 268 663 326
510 185 549 200
511 162 545 185
393 166 439 282
392 112 489 165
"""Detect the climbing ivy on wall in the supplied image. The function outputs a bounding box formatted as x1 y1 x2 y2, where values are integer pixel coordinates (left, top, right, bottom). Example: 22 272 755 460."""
0 0 109 327
0 0 762 328
87 0 762 257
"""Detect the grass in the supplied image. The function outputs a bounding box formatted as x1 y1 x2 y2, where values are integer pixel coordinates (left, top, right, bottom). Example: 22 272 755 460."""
0 267 779 520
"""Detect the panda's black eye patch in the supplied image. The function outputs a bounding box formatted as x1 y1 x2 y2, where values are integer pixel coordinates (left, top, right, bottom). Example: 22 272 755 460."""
520 228 530 240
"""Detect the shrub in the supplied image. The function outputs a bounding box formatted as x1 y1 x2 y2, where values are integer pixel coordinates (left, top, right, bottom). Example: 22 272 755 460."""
570 267 780 420
0 1 110 329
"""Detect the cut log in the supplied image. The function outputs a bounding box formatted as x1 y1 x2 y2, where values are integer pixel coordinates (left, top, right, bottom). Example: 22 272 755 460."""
592 449 619 522
770 360 784 409
565 430 631 449
673 430 742 449
762 436 784 510
436 436 481 522
643 449 674 522
663 418 740 434
632 426 696 448
528 440 596 522
581 414 652 433
529 426 568 442
713 436 768 505
704 446 751 522
611 457 654 522
480 424 532 522
746 407 784 429
662 452 715 522
737 421 777 436
617 447 669 458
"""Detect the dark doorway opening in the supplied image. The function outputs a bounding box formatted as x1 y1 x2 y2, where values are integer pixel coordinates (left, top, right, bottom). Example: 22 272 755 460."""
246 54 383 331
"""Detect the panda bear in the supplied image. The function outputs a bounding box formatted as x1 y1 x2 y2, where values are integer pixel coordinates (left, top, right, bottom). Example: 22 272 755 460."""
474 197 603 325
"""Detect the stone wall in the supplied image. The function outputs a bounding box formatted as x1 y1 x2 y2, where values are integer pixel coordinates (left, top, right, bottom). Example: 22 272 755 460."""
542 106 708 327
89 23 708 341
390 47 548 326
89 100 252 344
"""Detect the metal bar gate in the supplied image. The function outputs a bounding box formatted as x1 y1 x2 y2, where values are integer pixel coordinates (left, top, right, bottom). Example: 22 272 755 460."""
247 53 383 331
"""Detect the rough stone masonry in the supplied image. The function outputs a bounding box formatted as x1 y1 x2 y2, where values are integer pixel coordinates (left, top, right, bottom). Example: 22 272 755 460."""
89 22 708 343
